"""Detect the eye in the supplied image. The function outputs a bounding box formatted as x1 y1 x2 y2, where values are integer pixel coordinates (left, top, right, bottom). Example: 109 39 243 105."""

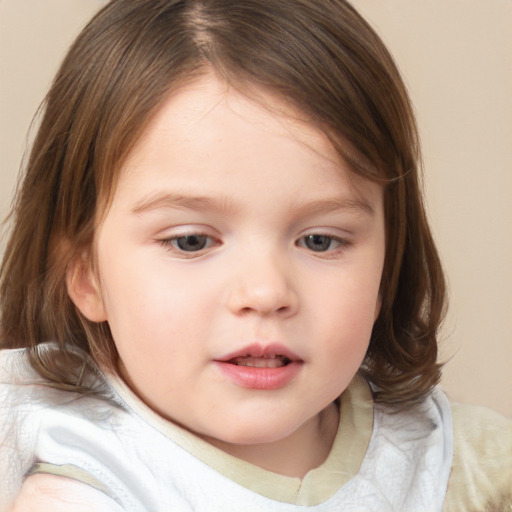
161 234 217 253
297 234 346 253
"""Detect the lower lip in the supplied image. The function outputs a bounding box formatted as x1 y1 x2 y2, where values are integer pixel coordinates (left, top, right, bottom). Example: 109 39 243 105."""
214 361 302 390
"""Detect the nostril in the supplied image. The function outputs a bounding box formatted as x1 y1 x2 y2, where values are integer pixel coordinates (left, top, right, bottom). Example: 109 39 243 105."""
238 304 291 317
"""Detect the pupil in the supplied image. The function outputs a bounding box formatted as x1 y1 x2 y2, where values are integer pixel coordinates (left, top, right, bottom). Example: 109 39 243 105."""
177 235 207 251
306 235 331 252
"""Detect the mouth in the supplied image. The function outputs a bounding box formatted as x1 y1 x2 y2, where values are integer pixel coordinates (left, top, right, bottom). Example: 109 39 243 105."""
227 354 292 369
214 343 303 390
216 343 300 367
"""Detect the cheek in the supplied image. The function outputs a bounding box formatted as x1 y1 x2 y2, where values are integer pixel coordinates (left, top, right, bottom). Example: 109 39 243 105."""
324 308 373 361
312 269 381 364
98 257 215 362
321 269 381 327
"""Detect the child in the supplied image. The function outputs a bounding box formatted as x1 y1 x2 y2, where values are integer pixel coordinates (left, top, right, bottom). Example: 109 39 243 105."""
0 0 510 510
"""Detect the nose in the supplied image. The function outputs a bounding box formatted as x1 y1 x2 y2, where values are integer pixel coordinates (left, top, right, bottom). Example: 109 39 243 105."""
227 249 299 318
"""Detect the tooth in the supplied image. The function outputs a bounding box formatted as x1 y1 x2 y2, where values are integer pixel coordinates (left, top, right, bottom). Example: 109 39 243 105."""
235 357 285 368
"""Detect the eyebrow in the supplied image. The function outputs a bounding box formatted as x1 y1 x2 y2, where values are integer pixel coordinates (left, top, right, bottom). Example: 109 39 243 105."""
132 192 374 217
132 192 237 215
293 197 375 218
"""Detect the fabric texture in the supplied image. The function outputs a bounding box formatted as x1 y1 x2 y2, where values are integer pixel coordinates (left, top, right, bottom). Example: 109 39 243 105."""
1 344 509 511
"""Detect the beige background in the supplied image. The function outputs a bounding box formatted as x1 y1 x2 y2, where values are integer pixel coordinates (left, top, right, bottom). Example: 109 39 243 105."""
1 1 511 417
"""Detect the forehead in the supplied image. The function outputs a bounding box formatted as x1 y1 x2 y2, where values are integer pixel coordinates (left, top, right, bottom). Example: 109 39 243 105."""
127 75 336 165
108 73 380 212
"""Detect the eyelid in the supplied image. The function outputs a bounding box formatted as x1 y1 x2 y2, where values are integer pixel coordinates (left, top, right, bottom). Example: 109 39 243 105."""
295 231 353 256
156 227 222 257
296 226 353 241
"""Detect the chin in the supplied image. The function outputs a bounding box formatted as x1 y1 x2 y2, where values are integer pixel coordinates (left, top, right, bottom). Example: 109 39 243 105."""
226 431 286 446
202 416 305 448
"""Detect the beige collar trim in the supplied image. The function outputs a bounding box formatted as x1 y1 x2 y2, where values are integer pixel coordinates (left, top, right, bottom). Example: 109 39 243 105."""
106 372 373 506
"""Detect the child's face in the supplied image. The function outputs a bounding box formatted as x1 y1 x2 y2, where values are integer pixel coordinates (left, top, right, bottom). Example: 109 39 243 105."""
83 75 385 451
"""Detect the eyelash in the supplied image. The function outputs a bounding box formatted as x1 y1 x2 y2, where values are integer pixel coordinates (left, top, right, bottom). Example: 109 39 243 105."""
295 234 350 254
158 233 219 256
158 232 350 257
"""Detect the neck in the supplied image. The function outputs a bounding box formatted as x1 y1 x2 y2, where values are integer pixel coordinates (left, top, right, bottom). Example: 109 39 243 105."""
204 403 340 479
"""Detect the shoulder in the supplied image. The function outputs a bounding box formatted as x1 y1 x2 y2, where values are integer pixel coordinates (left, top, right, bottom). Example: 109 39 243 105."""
0 345 123 509
0 344 116 424
0 343 116 407
0 346 38 385
444 400 512 512
0 348 46 473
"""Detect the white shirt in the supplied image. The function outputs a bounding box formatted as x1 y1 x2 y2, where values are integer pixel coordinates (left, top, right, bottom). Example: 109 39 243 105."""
0 343 462 512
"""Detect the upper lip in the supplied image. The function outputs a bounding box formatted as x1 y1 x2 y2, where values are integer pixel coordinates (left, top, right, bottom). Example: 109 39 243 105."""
215 343 302 363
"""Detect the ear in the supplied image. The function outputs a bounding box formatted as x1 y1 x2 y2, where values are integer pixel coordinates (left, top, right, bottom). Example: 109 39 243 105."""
66 252 108 322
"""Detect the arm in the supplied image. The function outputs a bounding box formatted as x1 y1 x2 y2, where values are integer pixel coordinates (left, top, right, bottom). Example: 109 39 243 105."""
11 474 124 512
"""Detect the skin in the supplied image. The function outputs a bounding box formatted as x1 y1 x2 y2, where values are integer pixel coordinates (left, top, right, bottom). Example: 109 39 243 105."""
68 74 386 479
11 475 122 512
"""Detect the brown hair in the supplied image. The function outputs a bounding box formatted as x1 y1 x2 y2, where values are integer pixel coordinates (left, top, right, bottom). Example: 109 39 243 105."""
0 0 445 404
